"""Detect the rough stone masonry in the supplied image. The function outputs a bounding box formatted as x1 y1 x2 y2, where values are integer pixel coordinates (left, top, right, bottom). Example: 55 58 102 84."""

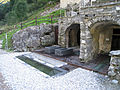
59 1 120 62
108 50 120 83
12 24 57 51
59 1 120 81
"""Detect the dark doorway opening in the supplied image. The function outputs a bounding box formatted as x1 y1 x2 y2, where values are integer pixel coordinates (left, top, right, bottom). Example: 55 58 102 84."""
77 30 80 46
67 24 80 47
111 29 120 50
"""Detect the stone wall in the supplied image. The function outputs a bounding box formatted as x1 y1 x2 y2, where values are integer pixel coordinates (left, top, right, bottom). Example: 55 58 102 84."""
59 1 120 62
108 50 120 83
58 15 81 47
12 24 56 51
79 2 120 62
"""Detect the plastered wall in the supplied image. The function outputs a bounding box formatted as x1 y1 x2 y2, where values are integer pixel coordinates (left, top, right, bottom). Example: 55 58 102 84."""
60 0 81 8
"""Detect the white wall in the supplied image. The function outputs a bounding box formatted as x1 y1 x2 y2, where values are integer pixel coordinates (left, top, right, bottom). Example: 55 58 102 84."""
60 0 81 8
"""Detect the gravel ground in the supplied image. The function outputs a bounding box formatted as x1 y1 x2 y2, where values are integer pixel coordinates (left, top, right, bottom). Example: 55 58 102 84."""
0 72 12 90
0 52 120 90
0 48 11 90
0 49 8 54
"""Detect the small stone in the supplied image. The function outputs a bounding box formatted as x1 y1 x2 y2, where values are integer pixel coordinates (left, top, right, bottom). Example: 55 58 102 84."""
111 80 119 84
105 75 108 78
108 71 116 76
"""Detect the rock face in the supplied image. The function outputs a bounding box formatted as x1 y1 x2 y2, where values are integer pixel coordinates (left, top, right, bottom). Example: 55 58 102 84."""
12 24 56 51
108 50 120 83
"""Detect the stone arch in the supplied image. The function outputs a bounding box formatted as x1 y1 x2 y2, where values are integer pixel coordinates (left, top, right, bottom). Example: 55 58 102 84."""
58 18 80 48
80 16 120 62
87 16 120 28
65 23 80 48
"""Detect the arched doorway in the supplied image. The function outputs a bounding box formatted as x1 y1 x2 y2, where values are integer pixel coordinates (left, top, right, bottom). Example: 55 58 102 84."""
90 21 120 55
85 21 120 73
65 24 80 48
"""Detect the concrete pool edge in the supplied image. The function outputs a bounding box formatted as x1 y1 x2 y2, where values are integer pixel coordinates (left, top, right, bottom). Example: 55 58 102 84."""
16 54 68 77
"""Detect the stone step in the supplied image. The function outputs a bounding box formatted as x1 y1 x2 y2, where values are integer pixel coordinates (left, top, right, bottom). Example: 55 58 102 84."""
55 48 73 56
45 45 61 54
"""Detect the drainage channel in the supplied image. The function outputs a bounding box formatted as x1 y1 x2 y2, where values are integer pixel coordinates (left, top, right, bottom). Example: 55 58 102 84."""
16 55 68 77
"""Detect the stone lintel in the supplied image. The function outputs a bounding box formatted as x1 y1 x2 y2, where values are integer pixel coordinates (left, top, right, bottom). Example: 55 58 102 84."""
109 50 120 56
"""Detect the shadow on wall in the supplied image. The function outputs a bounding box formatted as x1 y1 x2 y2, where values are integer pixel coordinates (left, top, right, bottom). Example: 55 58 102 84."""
90 21 120 57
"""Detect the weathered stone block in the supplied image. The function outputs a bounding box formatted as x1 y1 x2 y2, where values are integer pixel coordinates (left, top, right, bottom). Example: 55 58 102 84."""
55 48 73 56
45 46 61 54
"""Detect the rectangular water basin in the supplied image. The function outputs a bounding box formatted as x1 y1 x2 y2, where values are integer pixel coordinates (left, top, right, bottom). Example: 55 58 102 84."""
16 55 67 77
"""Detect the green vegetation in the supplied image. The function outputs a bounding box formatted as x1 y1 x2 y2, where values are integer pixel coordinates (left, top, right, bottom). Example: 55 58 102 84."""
22 9 64 28
0 28 19 50
0 0 60 25
0 8 64 50
0 0 62 51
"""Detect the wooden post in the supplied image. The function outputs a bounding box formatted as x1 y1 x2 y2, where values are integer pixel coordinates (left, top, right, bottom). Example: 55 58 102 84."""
60 9 62 18
51 15 53 24
35 16 37 25
5 33 8 50
21 22 23 29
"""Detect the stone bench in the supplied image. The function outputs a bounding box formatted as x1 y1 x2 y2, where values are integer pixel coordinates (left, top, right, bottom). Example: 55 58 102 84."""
45 45 61 54
55 48 73 56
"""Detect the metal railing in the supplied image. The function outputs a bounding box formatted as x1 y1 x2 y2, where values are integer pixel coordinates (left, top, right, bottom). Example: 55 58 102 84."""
19 15 61 29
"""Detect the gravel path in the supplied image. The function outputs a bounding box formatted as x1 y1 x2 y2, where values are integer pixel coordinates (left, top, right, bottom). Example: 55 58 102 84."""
0 49 11 90
0 52 120 90
0 72 11 90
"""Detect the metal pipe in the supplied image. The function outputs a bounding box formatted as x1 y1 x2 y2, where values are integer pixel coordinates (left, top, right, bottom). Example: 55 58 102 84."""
5 33 8 50
90 0 92 6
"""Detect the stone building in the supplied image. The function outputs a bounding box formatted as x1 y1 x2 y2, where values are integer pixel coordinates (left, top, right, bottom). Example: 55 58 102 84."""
59 0 120 62
60 0 81 8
